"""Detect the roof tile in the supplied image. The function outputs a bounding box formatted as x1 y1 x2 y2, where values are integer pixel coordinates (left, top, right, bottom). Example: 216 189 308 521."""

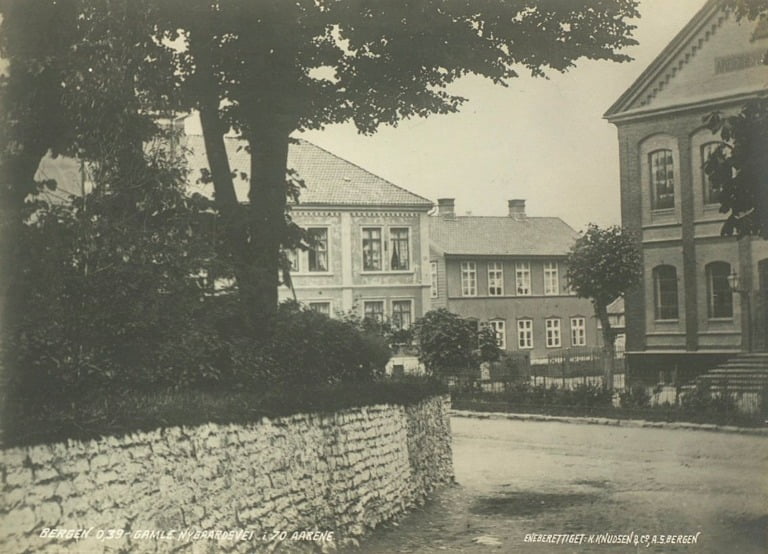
430 216 578 257
185 135 433 209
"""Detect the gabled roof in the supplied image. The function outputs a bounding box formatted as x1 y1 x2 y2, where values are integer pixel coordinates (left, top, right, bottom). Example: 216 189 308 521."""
430 216 578 257
185 135 433 209
605 0 767 121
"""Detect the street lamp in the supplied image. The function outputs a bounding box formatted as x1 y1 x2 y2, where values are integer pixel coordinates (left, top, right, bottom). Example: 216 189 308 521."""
728 270 752 353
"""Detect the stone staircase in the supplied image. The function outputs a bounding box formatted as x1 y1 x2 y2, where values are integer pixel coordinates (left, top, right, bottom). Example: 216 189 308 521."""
693 353 768 394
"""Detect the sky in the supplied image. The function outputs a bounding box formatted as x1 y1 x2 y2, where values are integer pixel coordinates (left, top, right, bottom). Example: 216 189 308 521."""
299 0 710 231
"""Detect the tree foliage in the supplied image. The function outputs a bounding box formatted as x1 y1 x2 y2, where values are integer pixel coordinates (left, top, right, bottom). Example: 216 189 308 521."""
1 0 641 321
703 98 768 239
413 309 499 375
566 224 641 348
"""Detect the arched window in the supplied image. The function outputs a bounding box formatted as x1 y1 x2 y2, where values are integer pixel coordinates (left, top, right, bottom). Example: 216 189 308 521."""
653 265 679 320
701 142 726 205
706 262 733 318
649 149 675 210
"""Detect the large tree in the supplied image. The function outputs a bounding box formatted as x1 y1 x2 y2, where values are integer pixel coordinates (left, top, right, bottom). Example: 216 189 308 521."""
2 0 641 322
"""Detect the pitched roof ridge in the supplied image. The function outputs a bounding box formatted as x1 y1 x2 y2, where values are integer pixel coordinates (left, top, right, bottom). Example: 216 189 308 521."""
294 138 433 205
604 0 722 119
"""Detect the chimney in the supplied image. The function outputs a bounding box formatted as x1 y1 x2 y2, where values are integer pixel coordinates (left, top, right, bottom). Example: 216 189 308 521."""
437 198 455 218
508 199 526 219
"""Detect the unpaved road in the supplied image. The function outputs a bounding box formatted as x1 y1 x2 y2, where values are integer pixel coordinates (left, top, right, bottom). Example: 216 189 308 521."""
352 417 768 553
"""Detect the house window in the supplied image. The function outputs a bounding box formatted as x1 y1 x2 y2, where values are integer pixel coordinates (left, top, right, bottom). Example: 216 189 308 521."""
307 228 328 272
461 262 477 296
517 319 533 349
544 261 559 295
430 261 438 298
653 265 679 320
515 262 531 295
487 262 504 296
390 228 410 270
649 149 675 210
489 319 506 349
545 318 561 348
362 228 382 271
706 262 733 318
570 317 586 346
309 302 331 316
701 142 724 205
391 300 412 329
363 300 385 322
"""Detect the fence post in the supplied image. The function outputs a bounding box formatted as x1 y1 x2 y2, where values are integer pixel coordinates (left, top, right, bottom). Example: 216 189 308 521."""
562 352 567 388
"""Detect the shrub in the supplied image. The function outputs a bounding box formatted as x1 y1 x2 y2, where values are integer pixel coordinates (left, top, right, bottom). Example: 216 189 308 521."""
413 308 500 375
254 301 391 386
680 383 738 415
619 385 652 409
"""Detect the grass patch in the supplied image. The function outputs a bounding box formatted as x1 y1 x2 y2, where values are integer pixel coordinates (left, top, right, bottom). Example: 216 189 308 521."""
451 397 766 428
3 378 448 448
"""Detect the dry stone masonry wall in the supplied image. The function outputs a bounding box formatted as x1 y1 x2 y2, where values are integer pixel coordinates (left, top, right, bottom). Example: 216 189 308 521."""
0 395 453 553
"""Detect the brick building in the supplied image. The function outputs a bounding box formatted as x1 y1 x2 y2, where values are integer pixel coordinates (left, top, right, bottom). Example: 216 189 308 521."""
604 0 768 376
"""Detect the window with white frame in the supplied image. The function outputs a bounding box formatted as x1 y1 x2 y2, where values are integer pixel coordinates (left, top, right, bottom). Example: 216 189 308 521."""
545 318 561 348
363 300 385 322
391 300 412 329
570 317 586 346
308 302 331 316
362 228 382 271
307 228 328 272
653 265 679 320
461 261 477 296
517 319 533 349
389 228 410 270
706 261 733 318
488 262 504 296
544 261 559 295
515 262 531 295
649 149 675 210
489 319 506 349
430 261 438 298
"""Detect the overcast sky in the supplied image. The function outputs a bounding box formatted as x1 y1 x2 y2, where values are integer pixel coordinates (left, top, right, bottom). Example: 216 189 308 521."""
299 0 709 231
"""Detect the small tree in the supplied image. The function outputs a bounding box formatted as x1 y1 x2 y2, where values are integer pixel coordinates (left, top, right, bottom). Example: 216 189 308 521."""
566 225 641 387
413 309 499 376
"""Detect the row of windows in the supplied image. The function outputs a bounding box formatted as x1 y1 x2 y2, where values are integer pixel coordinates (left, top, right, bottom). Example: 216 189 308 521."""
649 142 726 211
452 261 561 297
307 299 414 330
287 226 412 274
362 299 413 329
652 262 733 321
486 317 587 350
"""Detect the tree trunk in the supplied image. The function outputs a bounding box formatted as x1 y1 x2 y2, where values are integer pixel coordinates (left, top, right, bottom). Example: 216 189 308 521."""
595 301 616 391
187 26 269 329
246 126 291 320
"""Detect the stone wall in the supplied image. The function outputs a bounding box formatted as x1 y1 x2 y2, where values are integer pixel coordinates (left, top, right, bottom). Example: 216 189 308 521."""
0 395 453 553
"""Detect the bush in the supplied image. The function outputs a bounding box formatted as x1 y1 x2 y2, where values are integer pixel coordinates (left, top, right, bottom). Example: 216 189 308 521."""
679 383 738 415
3 378 448 447
250 301 391 387
619 385 652 409
465 382 613 409
413 308 500 374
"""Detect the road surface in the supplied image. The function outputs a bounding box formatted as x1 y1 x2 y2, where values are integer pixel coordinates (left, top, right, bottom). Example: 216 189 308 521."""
352 417 768 553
